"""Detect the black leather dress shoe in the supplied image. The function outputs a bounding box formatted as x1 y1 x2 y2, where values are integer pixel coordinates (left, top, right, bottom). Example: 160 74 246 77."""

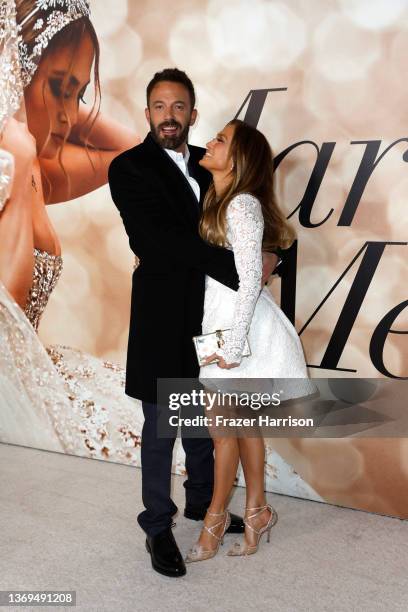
145 526 186 577
184 507 245 533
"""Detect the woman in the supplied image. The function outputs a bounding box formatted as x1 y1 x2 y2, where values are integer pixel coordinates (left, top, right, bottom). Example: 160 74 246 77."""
0 0 145 462
186 119 315 561
1 0 139 308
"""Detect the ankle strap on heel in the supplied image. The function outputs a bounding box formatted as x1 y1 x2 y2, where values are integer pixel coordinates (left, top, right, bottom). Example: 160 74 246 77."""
243 504 274 534
244 504 270 512
203 510 231 541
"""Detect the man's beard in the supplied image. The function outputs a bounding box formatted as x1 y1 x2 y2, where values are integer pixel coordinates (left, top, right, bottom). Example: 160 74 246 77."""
150 119 190 150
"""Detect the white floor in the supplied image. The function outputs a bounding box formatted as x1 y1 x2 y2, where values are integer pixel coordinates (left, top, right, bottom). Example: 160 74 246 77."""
0 443 407 612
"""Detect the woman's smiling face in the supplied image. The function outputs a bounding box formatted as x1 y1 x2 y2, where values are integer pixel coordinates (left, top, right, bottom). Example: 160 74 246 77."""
24 31 94 159
199 123 236 173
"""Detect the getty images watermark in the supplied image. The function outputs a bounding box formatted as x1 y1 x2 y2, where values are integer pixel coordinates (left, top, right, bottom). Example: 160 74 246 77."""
156 377 408 438
167 389 314 429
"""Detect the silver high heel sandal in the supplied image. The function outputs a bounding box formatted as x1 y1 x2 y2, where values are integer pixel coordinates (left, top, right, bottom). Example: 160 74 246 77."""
185 510 231 563
227 504 278 556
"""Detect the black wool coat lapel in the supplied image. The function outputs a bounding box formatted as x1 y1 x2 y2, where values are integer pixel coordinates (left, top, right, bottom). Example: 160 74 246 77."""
140 133 202 229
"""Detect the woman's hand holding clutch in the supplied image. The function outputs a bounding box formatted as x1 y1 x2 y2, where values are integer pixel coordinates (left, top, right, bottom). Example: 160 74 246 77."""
201 352 240 369
193 329 250 368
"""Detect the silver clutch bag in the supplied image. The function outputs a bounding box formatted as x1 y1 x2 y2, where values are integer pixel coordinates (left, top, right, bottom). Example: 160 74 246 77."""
192 329 251 366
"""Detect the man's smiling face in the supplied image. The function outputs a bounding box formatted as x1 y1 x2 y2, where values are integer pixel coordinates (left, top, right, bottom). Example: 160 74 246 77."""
145 80 197 152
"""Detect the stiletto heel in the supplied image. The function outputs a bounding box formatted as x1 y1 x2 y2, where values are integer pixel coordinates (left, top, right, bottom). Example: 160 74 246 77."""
227 503 277 557
185 510 231 563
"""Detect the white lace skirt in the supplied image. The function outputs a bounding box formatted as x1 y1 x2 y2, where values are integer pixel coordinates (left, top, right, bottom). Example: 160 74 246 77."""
199 276 316 398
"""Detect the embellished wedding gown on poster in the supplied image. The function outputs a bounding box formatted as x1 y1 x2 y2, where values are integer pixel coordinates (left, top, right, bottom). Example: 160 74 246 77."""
0 249 145 464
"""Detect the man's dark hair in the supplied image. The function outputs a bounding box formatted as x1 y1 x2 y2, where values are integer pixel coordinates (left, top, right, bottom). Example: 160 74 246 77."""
146 68 196 109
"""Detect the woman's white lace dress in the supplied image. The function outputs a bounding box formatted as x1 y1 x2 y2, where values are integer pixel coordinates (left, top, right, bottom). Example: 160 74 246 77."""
199 193 320 499
200 193 315 398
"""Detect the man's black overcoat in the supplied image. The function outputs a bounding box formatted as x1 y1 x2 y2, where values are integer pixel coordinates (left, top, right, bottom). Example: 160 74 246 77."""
108 133 239 403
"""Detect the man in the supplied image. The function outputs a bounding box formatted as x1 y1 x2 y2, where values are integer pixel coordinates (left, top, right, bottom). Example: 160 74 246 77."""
108 68 277 577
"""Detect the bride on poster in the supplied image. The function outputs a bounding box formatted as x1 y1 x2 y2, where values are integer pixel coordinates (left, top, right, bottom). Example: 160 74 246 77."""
0 0 146 461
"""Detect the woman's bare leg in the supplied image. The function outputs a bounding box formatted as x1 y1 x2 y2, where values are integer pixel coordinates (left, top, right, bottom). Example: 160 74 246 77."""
196 435 240 550
238 435 272 547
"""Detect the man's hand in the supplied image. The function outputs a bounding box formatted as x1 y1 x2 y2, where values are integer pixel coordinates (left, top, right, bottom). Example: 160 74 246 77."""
261 252 279 286
202 353 239 369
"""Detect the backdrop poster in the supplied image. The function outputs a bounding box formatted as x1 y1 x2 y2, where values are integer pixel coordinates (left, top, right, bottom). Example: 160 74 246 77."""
0 0 407 519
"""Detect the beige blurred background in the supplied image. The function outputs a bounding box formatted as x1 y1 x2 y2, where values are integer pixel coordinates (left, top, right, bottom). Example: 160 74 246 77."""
38 0 408 517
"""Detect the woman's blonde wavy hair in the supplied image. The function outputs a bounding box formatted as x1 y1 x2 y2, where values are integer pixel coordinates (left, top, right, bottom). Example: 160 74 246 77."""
199 119 295 252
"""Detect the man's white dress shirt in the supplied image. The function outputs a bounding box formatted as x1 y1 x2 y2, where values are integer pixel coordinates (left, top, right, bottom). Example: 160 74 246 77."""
164 146 200 202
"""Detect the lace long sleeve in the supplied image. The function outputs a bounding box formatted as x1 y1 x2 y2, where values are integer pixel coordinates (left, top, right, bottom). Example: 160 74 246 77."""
217 193 264 365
